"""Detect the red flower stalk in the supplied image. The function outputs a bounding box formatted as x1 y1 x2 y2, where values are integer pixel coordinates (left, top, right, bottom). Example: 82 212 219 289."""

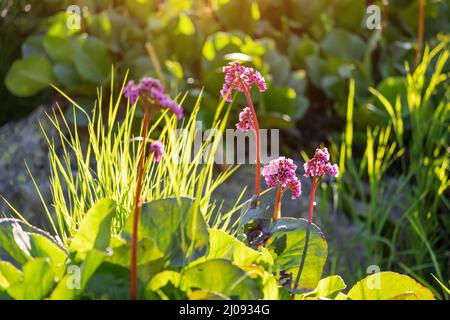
123 77 181 300
292 147 339 298
221 61 266 195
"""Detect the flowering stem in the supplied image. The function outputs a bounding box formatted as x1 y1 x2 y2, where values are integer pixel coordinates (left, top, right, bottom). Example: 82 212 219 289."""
273 184 283 221
130 100 151 300
291 177 317 298
243 88 261 196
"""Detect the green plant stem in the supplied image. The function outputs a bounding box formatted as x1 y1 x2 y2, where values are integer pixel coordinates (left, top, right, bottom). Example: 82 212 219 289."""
292 177 317 298
243 88 261 196
273 184 283 221
130 100 151 300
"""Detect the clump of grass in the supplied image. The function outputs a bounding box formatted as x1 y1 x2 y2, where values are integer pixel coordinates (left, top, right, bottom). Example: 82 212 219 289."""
21 72 242 245
321 42 449 299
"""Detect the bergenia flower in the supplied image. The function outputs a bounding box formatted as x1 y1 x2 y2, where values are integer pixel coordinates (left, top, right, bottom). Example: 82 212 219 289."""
236 107 254 132
150 140 164 163
263 157 302 220
286 176 302 200
304 147 339 178
263 157 298 188
221 61 266 103
123 80 140 105
123 77 184 119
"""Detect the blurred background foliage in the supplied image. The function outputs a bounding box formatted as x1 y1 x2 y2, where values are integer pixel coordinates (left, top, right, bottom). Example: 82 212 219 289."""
2 0 449 133
0 0 449 297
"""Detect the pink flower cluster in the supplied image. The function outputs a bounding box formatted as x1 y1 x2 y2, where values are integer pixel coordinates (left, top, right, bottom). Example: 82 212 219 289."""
123 77 183 119
150 140 164 163
220 61 266 103
236 107 254 132
304 147 339 178
263 157 302 200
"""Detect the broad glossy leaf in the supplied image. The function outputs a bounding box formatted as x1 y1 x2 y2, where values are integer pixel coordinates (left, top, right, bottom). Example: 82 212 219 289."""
332 0 365 31
321 29 366 61
5 55 55 97
302 275 346 299
50 249 106 300
74 36 112 84
69 198 116 253
181 259 259 300
266 218 328 291
108 237 164 267
0 261 22 290
264 87 297 117
347 272 435 300
240 264 279 300
53 63 79 88
82 262 130 299
188 290 230 300
287 0 328 27
145 270 186 300
207 229 273 268
0 219 65 266
123 197 209 267
43 35 74 63
7 258 55 300
215 0 257 34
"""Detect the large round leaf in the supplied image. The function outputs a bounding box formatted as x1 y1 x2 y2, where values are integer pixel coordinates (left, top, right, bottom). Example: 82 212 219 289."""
0 219 66 266
321 29 366 61
302 275 346 300
348 272 435 300
69 198 117 253
266 218 328 291
6 258 55 300
74 36 112 84
181 259 260 299
207 229 273 268
5 55 55 97
123 197 209 267
43 35 74 63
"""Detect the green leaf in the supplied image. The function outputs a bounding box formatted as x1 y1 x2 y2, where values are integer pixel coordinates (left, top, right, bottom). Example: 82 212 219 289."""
126 0 158 23
7 258 55 300
5 55 55 97
145 270 186 300
28 233 67 279
49 249 106 300
181 259 260 299
82 262 130 299
69 198 116 253
266 218 328 291
290 37 319 67
21 35 46 58
347 272 435 300
305 56 329 87
0 219 65 265
207 229 273 268
188 290 230 300
332 0 365 31
264 87 297 117
240 264 279 300
215 0 257 34
53 63 79 89
43 35 74 63
74 36 112 85
123 197 209 267
0 261 22 290
302 275 346 299
287 0 328 28
108 237 164 267
321 29 366 61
